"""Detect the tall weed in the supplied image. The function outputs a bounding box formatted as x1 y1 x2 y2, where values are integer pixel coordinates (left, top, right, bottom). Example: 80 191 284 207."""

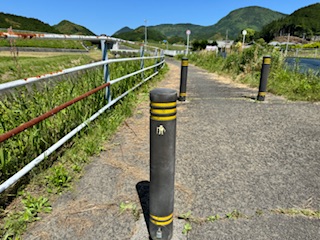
0 59 162 187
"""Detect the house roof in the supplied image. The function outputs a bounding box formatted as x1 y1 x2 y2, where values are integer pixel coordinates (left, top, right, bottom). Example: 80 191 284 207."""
216 40 234 48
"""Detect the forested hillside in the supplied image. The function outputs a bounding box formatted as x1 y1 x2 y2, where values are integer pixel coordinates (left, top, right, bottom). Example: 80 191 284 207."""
204 6 286 39
112 6 286 42
0 12 95 36
260 3 320 41
53 20 95 35
113 27 133 35
113 26 167 42
0 12 60 33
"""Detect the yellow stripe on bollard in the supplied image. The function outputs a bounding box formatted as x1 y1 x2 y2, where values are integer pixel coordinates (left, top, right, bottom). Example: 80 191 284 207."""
263 57 271 65
150 213 173 221
150 213 174 226
151 108 177 115
258 92 266 97
182 60 188 67
150 102 177 109
150 101 177 121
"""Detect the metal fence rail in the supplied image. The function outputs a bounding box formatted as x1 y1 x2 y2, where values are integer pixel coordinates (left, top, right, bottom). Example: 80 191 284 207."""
0 51 165 193
0 56 162 91
0 31 135 45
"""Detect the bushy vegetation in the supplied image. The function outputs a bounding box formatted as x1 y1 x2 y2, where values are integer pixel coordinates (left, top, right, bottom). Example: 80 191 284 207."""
292 42 320 49
183 46 320 101
192 40 210 51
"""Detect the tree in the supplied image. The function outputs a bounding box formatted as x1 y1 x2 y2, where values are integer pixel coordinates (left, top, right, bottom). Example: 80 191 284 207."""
236 28 256 42
168 35 184 44
192 40 208 50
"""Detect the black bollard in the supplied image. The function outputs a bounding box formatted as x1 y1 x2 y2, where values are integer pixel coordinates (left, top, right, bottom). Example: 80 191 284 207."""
149 88 177 240
178 57 188 101
257 56 271 101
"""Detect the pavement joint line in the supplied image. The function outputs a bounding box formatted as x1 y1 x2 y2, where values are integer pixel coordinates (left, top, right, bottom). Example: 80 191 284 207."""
124 207 320 225
174 208 320 225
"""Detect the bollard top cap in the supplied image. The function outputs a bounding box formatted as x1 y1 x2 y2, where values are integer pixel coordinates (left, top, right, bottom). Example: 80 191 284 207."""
150 88 177 103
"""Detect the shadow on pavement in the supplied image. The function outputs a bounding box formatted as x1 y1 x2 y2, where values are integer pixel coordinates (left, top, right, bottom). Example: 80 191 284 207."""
136 180 152 239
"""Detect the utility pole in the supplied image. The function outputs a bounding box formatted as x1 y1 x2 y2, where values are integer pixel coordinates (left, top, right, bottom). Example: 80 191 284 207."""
144 19 148 45
285 32 290 56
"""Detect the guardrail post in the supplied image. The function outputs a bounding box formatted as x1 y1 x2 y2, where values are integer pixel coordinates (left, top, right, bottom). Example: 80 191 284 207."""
257 56 271 101
160 50 164 68
178 57 188 101
101 40 111 102
149 88 177 240
154 49 158 73
140 45 145 80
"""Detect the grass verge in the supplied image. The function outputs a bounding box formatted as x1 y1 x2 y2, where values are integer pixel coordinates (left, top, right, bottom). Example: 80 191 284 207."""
0 54 96 83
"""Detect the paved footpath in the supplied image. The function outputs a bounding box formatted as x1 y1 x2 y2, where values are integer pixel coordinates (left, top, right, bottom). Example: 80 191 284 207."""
24 58 320 239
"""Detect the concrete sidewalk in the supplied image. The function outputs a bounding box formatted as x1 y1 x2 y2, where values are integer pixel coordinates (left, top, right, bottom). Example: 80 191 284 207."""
24 58 320 240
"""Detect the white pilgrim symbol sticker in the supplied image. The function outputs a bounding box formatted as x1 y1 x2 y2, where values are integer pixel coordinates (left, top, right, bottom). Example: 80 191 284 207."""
156 125 166 136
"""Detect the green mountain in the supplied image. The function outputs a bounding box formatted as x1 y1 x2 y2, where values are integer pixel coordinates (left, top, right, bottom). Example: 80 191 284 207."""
204 6 286 39
53 20 96 35
113 6 286 41
0 12 96 36
113 26 133 35
150 23 205 38
113 26 167 42
260 3 320 41
0 12 60 33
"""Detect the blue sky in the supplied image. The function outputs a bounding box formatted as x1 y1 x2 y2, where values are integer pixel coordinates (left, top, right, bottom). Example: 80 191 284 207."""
1 0 319 35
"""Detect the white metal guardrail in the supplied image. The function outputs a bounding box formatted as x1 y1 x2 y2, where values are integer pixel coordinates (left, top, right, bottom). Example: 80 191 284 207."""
0 56 162 91
0 31 135 44
0 58 164 193
0 31 166 193
163 49 186 56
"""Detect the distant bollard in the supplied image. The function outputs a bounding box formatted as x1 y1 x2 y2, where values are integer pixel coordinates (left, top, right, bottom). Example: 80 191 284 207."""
178 57 188 101
149 88 177 240
257 56 271 101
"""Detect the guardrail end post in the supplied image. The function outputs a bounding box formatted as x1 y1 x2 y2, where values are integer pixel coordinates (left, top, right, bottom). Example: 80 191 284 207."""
149 88 177 240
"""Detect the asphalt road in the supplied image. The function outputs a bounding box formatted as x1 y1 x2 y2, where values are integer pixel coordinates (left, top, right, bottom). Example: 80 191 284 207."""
24 57 320 240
